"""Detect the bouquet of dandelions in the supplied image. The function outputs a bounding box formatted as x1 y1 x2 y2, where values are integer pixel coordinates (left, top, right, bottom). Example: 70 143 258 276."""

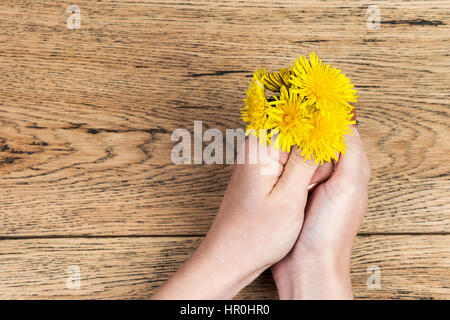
241 52 358 164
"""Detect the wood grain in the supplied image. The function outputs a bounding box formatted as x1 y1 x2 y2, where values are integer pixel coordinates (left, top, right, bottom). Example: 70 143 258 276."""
0 0 448 236
0 235 448 299
0 0 449 299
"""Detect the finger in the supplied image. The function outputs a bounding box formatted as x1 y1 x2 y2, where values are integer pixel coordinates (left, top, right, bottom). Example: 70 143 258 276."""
308 162 333 191
329 126 371 186
273 146 318 199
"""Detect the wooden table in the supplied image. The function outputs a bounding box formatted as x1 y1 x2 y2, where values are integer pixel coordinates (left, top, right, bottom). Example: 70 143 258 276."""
0 0 448 299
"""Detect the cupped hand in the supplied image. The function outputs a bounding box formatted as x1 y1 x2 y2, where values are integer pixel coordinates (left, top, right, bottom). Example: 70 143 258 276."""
272 126 371 299
153 134 327 299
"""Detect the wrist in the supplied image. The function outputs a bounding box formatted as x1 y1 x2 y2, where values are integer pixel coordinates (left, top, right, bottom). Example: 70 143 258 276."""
190 239 262 299
273 250 353 300
295 261 353 300
152 236 261 300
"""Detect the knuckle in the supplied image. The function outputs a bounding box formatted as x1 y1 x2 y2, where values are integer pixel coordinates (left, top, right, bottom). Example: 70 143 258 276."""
329 175 361 197
289 148 316 169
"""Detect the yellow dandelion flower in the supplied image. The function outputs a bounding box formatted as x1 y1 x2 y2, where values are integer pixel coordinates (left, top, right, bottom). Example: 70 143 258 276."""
297 106 355 164
264 67 292 92
241 69 269 136
290 52 358 114
266 86 313 152
241 54 358 163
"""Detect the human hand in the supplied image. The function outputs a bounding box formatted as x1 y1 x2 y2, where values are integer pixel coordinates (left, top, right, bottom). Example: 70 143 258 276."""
272 126 371 299
153 134 329 299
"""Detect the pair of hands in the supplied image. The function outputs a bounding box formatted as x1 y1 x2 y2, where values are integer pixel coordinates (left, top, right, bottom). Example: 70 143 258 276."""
153 125 370 300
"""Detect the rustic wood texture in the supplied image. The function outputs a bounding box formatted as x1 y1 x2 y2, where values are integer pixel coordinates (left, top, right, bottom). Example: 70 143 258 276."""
0 236 448 299
0 0 449 299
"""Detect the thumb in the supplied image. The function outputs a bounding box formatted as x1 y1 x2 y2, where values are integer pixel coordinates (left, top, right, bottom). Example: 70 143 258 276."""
272 146 318 200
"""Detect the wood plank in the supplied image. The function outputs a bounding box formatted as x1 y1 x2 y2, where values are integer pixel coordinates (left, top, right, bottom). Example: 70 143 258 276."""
0 0 449 236
0 235 448 299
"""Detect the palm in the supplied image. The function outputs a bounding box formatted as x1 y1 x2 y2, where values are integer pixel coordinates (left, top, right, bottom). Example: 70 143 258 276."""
295 180 368 258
